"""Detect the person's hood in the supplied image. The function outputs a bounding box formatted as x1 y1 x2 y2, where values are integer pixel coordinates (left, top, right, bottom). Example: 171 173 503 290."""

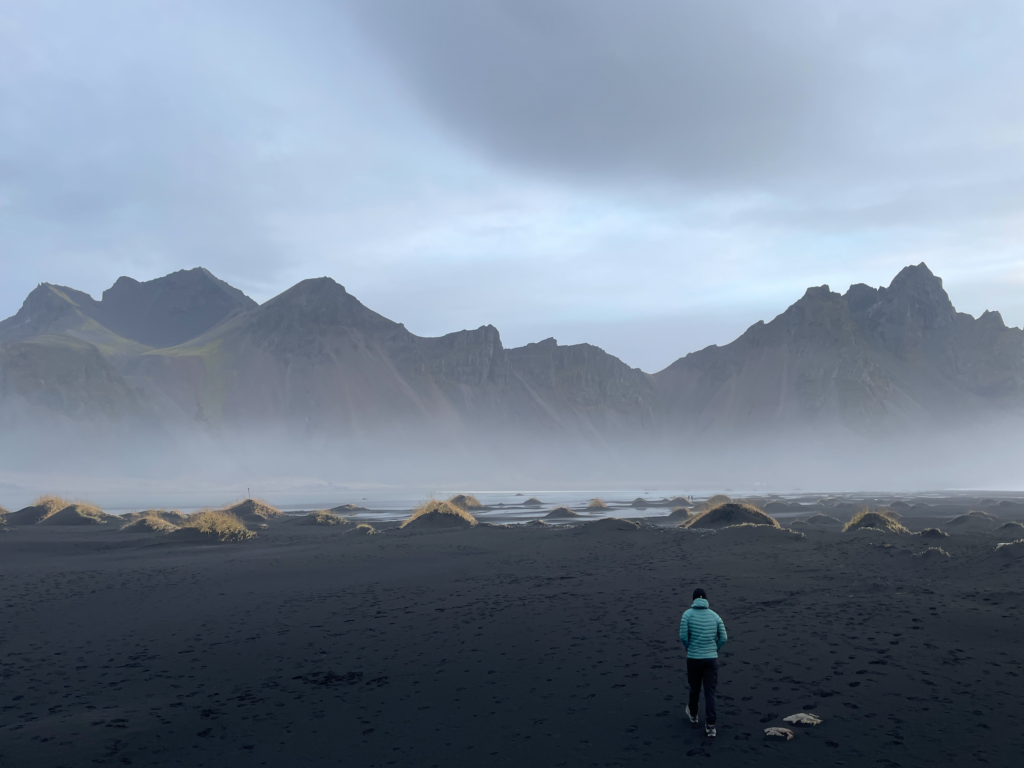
691 598 709 609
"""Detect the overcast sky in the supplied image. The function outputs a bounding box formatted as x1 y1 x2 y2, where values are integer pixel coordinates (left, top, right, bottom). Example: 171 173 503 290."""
2 0 1021 372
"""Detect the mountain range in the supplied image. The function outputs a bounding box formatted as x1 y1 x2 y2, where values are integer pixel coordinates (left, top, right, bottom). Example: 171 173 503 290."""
0 264 1021 464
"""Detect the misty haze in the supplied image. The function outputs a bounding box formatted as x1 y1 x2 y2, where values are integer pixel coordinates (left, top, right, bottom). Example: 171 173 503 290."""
1 3 1021 767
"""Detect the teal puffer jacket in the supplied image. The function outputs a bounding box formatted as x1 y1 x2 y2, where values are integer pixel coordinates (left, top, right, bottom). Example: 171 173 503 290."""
679 598 728 659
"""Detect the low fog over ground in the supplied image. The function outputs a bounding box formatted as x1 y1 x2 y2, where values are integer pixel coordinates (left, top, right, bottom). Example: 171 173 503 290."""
2 421 1022 513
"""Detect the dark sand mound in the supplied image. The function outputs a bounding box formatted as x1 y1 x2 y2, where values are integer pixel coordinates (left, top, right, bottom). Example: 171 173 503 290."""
224 499 286 525
914 547 951 561
520 497 543 507
994 521 1024 535
804 514 843 527
544 506 579 520
844 510 910 534
629 497 649 508
704 494 732 507
587 498 609 509
956 509 998 521
577 517 640 533
346 523 376 536
294 511 351 526
37 504 117 526
946 512 1000 531
121 516 179 533
683 503 779 530
401 500 477 530
890 500 911 511
5 496 72 525
169 509 256 543
990 500 1024 515
918 528 950 539
763 501 794 513
449 494 485 510
524 519 549 527
666 507 692 522
330 504 367 513
994 539 1024 559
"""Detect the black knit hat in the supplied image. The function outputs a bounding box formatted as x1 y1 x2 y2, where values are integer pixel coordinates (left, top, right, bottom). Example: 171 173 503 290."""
693 588 707 600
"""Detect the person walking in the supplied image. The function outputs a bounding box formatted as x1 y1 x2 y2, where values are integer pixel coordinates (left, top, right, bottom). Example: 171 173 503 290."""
678 587 728 737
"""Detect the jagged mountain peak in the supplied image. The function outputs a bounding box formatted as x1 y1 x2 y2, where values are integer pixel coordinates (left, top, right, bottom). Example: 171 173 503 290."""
0 283 99 343
861 262 956 360
88 267 257 348
247 278 402 343
877 262 954 316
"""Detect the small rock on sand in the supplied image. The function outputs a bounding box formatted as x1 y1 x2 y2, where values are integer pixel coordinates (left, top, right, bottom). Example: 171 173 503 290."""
783 713 822 726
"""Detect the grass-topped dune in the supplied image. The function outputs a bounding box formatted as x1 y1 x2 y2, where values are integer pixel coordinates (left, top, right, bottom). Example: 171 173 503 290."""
681 503 779 530
520 497 543 507
122 509 188 526
121 514 180 533
6 496 118 526
346 523 377 536
587 498 608 509
666 507 692 522
223 499 286 524
5 495 74 525
449 494 486 511
294 511 351 526
38 503 119 526
843 509 910 534
169 509 256 542
400 499 477 530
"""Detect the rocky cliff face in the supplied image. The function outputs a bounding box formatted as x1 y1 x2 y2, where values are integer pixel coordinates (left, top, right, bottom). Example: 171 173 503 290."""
0 334 147 421
655 285 904 432
654 263 1023 433
847 264 1024 409
125 277 657 438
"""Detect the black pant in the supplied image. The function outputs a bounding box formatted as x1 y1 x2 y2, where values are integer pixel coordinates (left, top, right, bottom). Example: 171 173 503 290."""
687 657 718 725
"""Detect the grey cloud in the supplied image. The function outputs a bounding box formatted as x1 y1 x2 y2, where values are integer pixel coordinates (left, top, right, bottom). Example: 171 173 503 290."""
344 1 1023 196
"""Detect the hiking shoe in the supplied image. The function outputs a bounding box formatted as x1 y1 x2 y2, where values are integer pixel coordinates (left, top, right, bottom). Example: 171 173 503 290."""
705 724 717 738
685 706 698 724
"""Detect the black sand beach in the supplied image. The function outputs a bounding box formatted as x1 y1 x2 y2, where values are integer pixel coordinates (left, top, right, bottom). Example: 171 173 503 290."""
1 513 1021 767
